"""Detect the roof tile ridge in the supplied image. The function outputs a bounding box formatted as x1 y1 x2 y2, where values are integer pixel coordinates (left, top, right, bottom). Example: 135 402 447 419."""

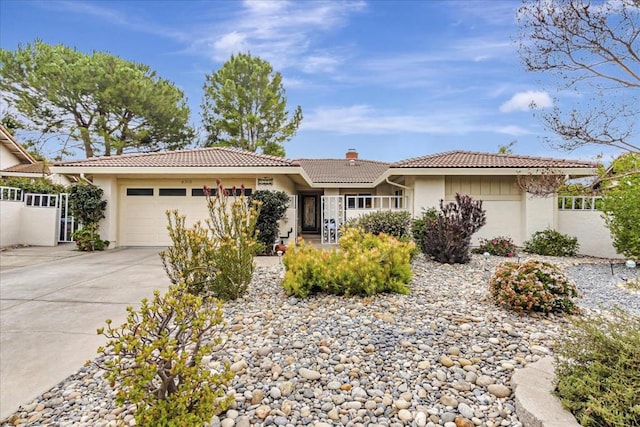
213 146 294 164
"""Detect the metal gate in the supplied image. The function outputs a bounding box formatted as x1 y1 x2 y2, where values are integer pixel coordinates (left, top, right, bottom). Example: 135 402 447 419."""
57 193 80 243
321 196 345 244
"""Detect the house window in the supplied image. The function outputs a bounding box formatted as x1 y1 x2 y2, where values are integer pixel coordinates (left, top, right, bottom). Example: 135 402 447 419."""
126 188 154 196
345 194 357 209
159 188 186 196
394 189 403 209
224 188 253 196
359 193 372 209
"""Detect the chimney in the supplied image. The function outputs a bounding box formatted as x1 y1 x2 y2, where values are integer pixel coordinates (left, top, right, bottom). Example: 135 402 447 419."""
346 149 358 160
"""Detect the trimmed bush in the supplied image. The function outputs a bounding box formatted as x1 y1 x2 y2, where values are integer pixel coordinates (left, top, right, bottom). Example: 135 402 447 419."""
249 190 290 254
489 260 578 314
412 208 438 252
473 236 517 257
523 229 579 257
420 194 486 264
555 310 640 427
97 284 234 426
282 228 414 297
345 210 412 240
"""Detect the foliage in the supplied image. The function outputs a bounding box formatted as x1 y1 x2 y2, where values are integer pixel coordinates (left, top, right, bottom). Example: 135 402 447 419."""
420 194 486 264
161 212 216 295
201 53 303 157
412 208 439 252
517 0 639 153
97 284 234 426
249 190 290 254
161 182 261 300
555 310 640 427
345 210 413 240
557 182 595 196
523 229 579 257
1 176 65 194
72 223 109 251
68 183 108 251
0 40 194 158
473 236 517 257
601 167 640 259
497 140 516 154
489 260 578 314
282 228 414 298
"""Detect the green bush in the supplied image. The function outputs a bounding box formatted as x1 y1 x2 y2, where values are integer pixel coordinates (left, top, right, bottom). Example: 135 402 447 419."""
489 260 578 314
1 176 66 194
282 227 414 297
72 224 110 251
345 210 412 240
68 183 108 251
473 236 517 257
249 190 290 254
601 172 640 259
555 310 640 427
160 182 261 300
523 229 579 256
412 208 438 252
97 284 234 426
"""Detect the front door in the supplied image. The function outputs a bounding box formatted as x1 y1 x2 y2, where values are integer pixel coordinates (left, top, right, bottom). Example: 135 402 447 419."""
301 195 318 232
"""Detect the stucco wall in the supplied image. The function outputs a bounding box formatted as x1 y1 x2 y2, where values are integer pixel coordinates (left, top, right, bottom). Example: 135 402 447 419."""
558 211 620 259
413 176 445 213
0 201 22 246
522 194 557 242
20 206 59 246
475 201 523 245
0 145 21 170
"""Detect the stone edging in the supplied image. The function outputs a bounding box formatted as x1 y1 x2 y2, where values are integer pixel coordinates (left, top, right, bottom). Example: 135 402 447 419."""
511 357 579 427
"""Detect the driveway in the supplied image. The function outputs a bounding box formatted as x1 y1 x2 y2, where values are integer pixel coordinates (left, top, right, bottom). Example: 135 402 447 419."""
0 245 171 420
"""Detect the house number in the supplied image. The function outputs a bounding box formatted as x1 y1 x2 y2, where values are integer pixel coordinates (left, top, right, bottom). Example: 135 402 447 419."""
181 179 192 184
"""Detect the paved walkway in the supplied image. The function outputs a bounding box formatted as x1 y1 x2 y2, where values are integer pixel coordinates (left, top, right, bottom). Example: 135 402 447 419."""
0 245 172 420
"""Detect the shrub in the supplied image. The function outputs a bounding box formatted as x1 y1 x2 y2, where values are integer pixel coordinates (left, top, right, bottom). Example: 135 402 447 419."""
282 228 414 297
555 310 640 427
523 229 579 257
412 208 438 252
249 190 290 254
489 260 578 314
160 181 261 300
96 284 234 426
601 171 640 259
345 210 412 240
473 236 517 257
68 183 108 251
420 194 486 264
1 176 66 194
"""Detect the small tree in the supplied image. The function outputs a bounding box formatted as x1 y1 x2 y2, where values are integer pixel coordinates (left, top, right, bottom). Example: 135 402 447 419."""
249 190 290 254
68 183 108 251
601 175 640 260
421 194 486 264
97 284 234 426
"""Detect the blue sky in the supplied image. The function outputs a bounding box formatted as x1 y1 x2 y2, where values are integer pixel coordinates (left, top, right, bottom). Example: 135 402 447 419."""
0 0 632 162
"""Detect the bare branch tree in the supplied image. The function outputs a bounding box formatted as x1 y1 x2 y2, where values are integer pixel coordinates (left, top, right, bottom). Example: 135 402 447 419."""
518 0 640 153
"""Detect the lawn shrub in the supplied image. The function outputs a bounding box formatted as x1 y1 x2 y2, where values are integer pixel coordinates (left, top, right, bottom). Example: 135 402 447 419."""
160 181 261 300
282 227 414 297
97 284 234 426
523 229 579 257
345 210 412 240
473 236 517 257
489 260 578 314
412 208 439 252
420 194 486 264
249 190 290 254
555 310 640 427
68 183 109 251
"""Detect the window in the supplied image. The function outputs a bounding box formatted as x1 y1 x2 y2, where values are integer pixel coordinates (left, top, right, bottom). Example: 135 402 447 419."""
159 188 186 196
224 188 253 196
394 189 403 209
359 193 372 209
127 188 153 196
345 194 357 209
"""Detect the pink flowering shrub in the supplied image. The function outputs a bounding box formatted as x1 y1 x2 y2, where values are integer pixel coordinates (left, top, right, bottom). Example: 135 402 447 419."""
474 236 517 257
489 260 579 314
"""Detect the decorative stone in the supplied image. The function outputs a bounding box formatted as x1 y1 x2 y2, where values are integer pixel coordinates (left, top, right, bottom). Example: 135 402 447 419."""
487 384 511 398
298 368 321 380
439 355 454 367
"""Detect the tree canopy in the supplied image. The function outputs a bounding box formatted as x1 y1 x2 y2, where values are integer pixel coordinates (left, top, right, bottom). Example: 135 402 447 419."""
201 53 303 157
517 0 639 153
0 40 194 159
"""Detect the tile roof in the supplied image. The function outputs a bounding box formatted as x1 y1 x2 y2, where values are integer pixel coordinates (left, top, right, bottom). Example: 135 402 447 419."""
392 151 598 169
54 147 297 168
296 159 389 183
1 162 50 174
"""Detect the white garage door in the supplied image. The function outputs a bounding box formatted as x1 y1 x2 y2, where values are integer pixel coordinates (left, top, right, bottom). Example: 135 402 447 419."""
119 184 252 246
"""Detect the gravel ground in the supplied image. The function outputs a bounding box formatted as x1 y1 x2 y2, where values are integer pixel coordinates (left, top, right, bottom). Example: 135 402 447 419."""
2 254 637 427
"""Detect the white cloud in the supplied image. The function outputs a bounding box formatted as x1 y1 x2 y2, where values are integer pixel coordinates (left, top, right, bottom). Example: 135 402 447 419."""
500 91 553 112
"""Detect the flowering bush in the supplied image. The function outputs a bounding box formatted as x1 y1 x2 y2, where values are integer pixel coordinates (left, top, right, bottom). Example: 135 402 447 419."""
474 236 517 257
489 260 578 314
282 227 414 297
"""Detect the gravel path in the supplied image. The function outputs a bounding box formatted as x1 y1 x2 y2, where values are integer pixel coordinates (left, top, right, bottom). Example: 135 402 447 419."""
2 254 637 427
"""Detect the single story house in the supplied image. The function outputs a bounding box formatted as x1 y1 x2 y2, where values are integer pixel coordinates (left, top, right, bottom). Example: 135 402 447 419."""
50 147 598 249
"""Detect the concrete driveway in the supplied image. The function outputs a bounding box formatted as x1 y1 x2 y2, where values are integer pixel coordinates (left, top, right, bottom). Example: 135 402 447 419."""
0 245 171 420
